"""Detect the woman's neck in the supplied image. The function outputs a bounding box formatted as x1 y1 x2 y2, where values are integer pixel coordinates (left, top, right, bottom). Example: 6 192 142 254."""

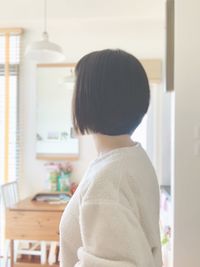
92 133 136 156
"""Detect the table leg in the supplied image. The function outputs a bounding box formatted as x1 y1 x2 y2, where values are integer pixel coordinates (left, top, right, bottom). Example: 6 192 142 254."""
10 240 14 267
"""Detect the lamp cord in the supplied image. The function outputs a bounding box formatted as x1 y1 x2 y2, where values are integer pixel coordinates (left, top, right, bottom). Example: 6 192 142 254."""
44 0 47 33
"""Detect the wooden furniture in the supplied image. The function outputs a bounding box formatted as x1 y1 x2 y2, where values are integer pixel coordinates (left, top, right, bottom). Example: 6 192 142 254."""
1 181 19 207
5 196 67 267
1 182 47 266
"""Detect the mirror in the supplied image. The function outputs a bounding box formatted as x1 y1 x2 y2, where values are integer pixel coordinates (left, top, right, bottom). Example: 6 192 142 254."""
36 64 79 160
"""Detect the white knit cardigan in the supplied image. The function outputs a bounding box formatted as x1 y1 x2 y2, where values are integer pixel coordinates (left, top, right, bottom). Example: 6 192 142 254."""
60 144 162 267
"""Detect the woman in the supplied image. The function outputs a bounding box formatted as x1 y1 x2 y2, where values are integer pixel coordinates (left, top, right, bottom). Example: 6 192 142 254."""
60 49 162 267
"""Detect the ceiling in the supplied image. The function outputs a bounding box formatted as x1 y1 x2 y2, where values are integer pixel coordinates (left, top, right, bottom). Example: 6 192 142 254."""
0 0 164 21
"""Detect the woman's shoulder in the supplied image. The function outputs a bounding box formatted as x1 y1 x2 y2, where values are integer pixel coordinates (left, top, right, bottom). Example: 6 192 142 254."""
80 154 126 203
79 144 155 205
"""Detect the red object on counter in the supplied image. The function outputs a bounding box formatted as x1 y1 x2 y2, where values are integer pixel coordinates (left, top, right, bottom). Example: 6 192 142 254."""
70 182 78 195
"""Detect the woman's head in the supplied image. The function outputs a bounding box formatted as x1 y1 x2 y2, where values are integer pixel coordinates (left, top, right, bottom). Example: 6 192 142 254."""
73 49 150 136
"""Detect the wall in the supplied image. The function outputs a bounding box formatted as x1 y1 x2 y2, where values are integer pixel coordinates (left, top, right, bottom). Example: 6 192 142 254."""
2 18 164 196
173 0 200 266
161 91 175 185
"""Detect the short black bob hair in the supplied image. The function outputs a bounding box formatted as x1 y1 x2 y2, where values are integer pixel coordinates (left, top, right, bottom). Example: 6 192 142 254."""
73 49 150 136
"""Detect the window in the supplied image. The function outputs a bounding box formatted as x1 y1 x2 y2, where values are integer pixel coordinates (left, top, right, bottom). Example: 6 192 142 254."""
0 28 22 263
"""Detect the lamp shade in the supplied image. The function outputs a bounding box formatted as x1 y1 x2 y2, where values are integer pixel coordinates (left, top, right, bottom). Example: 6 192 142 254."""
25 32 65 63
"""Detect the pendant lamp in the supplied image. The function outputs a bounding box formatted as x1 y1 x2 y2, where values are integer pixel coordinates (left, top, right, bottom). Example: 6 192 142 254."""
26 0 65 63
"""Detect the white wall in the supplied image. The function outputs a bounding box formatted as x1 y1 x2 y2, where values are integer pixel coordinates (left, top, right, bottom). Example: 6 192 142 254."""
160 91 175 185
12 18 165 197
173 0 200 266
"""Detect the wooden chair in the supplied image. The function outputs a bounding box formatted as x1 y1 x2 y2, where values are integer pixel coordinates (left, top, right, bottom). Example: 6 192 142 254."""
0 181 19 208
0 181 47 266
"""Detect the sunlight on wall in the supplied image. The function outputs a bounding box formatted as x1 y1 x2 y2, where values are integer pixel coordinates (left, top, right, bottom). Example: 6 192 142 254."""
131 115 147 150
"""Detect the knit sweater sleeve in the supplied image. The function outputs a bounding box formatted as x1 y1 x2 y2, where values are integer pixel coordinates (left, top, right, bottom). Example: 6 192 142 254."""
74 200 155 267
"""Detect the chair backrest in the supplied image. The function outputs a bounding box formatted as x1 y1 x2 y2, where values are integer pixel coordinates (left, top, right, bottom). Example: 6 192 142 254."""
0 181 19 208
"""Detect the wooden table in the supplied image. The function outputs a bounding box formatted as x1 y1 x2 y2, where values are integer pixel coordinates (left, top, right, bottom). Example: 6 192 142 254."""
6 196 67 267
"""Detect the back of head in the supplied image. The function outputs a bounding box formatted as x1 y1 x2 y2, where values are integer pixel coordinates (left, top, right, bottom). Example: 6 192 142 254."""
73 49 150 136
